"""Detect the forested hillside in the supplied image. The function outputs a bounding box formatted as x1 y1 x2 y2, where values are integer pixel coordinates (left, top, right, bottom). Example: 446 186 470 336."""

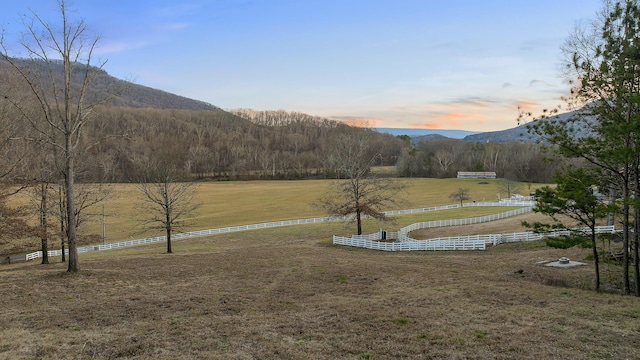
78 107 405 182
1 58 559 183
1 58 218 111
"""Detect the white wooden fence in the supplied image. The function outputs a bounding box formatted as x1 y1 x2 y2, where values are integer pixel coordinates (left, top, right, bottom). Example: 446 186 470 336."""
334 211 616 253
333 235 487 251
21 216 345 261
19 201 536 261
396 206 533 242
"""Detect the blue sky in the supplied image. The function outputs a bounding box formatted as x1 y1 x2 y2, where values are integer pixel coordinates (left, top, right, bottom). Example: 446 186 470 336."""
1 0 603 131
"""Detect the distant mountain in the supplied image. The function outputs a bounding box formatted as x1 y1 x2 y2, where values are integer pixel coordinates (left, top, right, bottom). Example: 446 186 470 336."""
375 128 479 139
5 58 594 145
463 109 593 143
375 108 596 143
1 58 410 183
375 126 536 142
1 58 218 111
462 123 537 143
110 81 219 111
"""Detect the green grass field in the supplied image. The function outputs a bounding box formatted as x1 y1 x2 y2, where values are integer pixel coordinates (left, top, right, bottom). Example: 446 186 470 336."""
100 178 536 240
2 178 538 255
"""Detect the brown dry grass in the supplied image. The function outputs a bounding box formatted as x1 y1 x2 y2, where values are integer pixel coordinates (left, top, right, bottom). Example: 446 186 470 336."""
1 220 639 359
2 179 638 359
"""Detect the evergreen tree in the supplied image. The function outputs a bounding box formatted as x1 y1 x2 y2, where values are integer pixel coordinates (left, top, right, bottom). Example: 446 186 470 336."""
529 0 640 295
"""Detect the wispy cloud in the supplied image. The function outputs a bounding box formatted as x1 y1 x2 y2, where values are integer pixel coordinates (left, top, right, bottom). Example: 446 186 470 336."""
528 79 554 87
410 111 481 129
515 100 540 110
95 40 151 55
443 96 497 107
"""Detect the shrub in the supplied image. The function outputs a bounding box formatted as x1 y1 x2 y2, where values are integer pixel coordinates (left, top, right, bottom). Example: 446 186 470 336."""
546 234 589 249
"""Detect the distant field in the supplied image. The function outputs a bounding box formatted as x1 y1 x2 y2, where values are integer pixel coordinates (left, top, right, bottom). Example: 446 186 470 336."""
3 178 541 254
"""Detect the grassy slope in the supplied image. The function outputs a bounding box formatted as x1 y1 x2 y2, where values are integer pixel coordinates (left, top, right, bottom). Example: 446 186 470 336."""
1 179 639 359
1 221 638 359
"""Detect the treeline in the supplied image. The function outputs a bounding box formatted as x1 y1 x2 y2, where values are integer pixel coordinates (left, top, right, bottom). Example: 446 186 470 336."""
396 137 562 183
77 108 562 183
74 107 406 182
5 102 561 184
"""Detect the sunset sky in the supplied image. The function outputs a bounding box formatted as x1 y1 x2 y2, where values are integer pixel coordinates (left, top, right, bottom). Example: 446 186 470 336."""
1 0 603 131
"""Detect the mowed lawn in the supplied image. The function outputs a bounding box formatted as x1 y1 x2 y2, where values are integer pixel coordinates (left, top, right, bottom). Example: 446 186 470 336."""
120 178 520 232
4 178 638 359
5 178 532 253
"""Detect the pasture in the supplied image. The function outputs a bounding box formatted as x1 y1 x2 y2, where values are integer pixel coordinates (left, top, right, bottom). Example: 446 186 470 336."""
1 179 639 359
2 178 531 255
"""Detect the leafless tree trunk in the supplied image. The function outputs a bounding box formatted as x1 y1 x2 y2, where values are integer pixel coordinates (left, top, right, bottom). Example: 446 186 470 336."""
136 164 199 253
316 132 405 235
38 183 50 264
497 179 522 200
435 149 455 174
57 183 66 262
449 188 471 207
1 0 115 272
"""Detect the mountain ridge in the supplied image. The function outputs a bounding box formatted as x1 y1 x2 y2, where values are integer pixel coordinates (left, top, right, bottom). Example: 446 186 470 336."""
375 128 479 139
1 58 564 143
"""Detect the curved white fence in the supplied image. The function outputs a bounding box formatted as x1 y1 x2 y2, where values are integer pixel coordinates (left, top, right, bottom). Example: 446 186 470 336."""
334 201 616 253
20 201 535 261
397 206 533 242
333 236 487 251
334 226 616 252
22 216 345 261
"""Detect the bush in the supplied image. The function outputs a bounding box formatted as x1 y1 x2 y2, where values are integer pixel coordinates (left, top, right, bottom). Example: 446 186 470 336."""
546 234 589 249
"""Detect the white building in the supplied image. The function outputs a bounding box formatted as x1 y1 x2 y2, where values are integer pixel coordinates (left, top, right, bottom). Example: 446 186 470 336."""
456 171 497 179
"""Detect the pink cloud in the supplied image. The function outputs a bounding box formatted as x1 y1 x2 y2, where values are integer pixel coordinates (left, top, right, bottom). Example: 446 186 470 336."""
324 94 561 131
516 100 539 112
408 111 483 129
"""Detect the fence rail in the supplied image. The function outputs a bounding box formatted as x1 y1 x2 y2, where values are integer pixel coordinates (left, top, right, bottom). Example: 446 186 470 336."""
397 206 534 242
333 236 486 251
334 224 616 252
20 216 347 261
19 201 535 262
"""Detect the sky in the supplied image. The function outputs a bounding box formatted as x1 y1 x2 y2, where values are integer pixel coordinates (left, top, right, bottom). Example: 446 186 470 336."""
1 0 604 132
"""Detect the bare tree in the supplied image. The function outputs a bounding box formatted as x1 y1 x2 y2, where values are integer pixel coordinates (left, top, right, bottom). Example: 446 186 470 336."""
55 182 112 251
497 179 522 200
0 1 114 272
136 164 199 253
434 148 456 175
316 132 405 235
29 182 53 264
449 188 471 207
